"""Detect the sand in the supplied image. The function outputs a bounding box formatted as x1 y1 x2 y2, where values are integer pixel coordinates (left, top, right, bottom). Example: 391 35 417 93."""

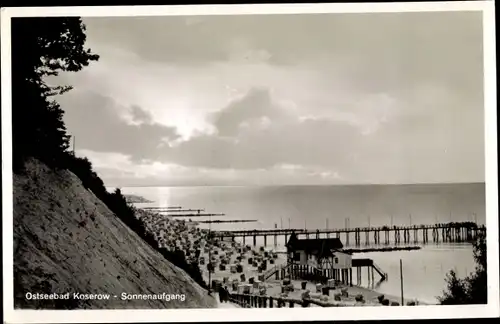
136 204 423 308
13 159 217 309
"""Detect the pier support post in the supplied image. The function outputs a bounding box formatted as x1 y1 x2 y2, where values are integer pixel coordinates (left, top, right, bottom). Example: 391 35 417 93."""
264 235 267 246
349 268 353 287
253 235 257 246
274 235 277 247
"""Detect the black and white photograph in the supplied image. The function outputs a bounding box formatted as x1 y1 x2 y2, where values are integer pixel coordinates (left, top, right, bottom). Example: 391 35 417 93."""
2 2 498 323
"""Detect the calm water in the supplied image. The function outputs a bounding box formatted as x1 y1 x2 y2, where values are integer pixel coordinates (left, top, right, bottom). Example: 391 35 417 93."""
115 183 485 304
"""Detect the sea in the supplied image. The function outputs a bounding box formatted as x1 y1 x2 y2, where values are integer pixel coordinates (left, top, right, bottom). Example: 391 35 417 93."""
113 183 486 304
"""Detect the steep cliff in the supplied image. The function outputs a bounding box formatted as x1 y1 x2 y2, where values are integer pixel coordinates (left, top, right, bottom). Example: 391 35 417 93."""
13 159 217 309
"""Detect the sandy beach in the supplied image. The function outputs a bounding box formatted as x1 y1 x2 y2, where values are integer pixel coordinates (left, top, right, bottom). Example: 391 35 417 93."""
135 208 423 307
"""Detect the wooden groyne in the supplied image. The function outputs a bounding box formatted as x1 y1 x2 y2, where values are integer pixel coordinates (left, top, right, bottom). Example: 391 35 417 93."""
214 222 485 247
162 213 226 218
142 206 182 210
145 208 206 213
195 219 258 224
343 246 421 253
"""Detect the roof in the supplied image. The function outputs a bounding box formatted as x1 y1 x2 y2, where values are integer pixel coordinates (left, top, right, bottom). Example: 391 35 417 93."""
286 232 344 253
352 258 373 267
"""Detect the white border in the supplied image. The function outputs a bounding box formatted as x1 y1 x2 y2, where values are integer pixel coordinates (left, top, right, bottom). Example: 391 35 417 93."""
1 2 498 323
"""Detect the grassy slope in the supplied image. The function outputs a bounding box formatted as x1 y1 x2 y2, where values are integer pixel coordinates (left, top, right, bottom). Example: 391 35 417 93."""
13 159 217 309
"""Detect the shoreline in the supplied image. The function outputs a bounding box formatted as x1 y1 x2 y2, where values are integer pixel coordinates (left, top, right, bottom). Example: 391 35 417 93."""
135 207 431 307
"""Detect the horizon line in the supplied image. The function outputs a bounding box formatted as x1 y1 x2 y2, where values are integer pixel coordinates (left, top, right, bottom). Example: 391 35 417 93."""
104 181 486 189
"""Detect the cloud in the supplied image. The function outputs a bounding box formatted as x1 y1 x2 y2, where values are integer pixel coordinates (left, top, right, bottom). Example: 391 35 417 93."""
48 12 486 185
130 105 153 124
58 90 180 161
82 11 482 77
78 149 345 187
151 87 365 171
210 87 292 137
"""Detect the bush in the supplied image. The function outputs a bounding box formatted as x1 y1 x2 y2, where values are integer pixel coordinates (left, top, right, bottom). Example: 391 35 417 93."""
438 232 487 305
11 16 210 295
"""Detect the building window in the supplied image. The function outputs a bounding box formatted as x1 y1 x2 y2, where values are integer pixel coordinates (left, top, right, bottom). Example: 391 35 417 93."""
293 252 301 261
334 257 339 264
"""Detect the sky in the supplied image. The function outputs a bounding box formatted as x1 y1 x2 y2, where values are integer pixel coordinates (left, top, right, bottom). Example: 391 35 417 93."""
52 11 485 187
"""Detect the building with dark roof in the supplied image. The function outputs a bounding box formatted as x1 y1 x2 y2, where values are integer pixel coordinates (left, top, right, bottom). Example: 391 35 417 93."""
286 232 352 270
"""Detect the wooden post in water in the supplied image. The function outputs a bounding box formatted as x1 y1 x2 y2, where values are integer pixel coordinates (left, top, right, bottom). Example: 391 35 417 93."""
400 259 404 306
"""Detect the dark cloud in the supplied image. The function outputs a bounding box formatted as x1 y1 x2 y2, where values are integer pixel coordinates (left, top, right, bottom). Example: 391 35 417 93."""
147 87 364 170
58 91 179 161
53 11 485 185
210 87 292 137
83 12 482 75
161 117 362 170
130 105 153 124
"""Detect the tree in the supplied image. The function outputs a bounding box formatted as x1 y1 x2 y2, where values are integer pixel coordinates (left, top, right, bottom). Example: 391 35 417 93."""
438 232 487 304
11 17 99 171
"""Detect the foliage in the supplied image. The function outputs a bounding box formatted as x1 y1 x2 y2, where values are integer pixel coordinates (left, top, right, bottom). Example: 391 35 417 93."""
11 17 99 171
13 16 208 293
438 232 487 304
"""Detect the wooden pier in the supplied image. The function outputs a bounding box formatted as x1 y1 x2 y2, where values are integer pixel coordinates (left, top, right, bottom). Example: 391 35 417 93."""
214 222 485 247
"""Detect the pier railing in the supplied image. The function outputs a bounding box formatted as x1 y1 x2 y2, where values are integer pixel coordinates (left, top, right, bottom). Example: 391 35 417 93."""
214 222 485 246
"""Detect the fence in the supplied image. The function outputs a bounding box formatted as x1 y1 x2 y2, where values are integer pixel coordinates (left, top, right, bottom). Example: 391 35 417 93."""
227 292 344 308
